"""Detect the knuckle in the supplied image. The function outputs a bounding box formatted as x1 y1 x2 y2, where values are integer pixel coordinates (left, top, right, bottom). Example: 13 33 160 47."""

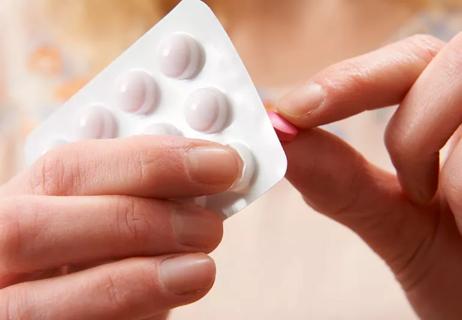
30 149 78 195
126 149 159 189
100 263 159 313
101 274 128 312
323 59 370 94
403 33 444 64
133 144 182 188
114 197 153 246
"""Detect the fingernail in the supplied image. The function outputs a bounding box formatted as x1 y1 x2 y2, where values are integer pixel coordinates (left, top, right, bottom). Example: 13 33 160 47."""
278 82 325 118
172 205 222 249
186 146 243 186
268 111 299 142
159 254 215 295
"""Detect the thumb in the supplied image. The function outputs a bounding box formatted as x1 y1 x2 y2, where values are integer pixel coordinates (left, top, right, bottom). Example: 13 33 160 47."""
284 128 434 274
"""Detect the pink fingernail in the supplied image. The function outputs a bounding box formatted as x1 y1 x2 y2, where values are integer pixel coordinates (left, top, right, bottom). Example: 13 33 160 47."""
268 111 299 143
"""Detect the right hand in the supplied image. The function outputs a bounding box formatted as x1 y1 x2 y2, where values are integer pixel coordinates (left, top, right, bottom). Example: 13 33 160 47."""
0 135 242 320
277 33 462 319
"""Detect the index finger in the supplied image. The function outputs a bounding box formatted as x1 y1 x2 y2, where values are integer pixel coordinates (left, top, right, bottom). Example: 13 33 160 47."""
276 34 445 128
2 136 242 198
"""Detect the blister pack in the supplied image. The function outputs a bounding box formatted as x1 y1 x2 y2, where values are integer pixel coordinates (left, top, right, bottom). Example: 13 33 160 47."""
24 0 287 218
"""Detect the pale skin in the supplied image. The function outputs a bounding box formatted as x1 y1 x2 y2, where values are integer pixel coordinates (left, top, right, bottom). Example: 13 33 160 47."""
0 136 243 319
277 33 462 319
3 0 462 319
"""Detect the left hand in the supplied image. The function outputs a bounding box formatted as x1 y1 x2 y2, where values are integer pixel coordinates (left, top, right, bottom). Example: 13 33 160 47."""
277 33 462 319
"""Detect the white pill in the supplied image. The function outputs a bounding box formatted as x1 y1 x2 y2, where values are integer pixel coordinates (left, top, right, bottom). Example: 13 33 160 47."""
142 123 183 136
77 106 118 139
115 70 159 114
158 33 203 79
184 88 230 133
229 143 256 193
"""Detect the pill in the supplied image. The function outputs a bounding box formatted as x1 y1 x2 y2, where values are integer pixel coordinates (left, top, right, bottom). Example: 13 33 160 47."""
158 33 203 79
229 143 256 193
268 111 299 142
142 123 183 136
115 70 159 114
184 88 229 133
77 106 118 139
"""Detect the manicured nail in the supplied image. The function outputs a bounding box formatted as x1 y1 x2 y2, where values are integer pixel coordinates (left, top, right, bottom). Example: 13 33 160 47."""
278 82 325 118
172 204 221 249
186 146 243 186
159 254 215 295
268 111 299 142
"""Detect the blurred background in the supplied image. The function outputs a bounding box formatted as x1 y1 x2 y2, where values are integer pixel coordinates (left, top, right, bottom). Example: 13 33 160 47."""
2 0 462 319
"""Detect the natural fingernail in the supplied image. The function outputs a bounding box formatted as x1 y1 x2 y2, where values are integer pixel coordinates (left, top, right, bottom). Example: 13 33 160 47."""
278 82 325 118
172 205 222 250
159 254 215 295
186 146 243 186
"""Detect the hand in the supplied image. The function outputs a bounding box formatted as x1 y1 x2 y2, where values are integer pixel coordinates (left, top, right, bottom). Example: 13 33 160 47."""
277 33 462 319
0 135 242 319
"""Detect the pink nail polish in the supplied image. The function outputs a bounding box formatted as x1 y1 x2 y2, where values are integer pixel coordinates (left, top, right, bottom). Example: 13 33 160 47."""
268 111 299 143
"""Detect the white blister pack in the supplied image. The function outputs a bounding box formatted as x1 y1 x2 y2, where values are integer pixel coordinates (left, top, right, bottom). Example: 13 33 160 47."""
24 0 287 218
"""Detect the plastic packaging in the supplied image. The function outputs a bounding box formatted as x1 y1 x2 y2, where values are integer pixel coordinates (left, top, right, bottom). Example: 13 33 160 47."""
24 0 287 217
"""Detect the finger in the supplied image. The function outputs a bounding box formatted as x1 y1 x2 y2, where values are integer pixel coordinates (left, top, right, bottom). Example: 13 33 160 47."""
0 195 222 285
384 32 462 203
0 254 215 320
2 135 242 198
441 138 462 232
285 129 437 274
276 34 444 128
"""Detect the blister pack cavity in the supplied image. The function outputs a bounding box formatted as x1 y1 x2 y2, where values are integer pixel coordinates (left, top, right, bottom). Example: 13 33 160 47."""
24 0 287 218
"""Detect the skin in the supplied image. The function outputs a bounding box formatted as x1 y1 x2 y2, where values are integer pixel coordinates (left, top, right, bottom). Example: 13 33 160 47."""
5 0 461 318
0 136 242 319
3 34 462 319
277 33 462 319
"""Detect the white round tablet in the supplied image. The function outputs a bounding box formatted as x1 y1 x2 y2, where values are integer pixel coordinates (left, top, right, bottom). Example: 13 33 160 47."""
115 70 159 114
142 123 183 136
77 106 118 139
158 33 203 79
184 88 230 133
229 143 256 193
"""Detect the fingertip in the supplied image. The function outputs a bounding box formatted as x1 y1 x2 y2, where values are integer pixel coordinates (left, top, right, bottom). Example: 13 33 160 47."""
159 253 216 297
276 82 326 129
185 145 243 191
172 202 224 253
268 111 299 143
396 165 438 205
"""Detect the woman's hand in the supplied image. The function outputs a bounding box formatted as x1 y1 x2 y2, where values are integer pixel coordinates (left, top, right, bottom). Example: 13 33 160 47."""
277 33 462 319
0 135 242 319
